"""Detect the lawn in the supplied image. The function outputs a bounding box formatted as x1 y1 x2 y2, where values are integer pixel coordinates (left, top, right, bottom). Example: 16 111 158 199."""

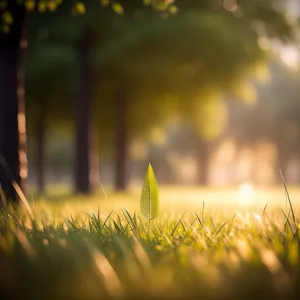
1 184 300 300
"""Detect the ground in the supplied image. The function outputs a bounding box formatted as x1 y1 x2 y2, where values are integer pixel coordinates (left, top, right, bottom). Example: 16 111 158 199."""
1 185 300 300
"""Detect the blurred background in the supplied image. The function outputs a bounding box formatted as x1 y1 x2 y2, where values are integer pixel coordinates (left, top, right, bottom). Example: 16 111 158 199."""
18 0 300 198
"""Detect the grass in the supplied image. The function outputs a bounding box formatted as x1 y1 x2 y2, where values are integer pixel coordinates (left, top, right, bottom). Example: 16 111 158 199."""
1 186 300 300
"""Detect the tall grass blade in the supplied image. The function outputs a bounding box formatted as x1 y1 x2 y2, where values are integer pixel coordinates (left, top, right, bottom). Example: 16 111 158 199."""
280 169 297 229
262 202 268 215
281 208 294 236
0 153 33 218
216 221 228 235
171 211 187 235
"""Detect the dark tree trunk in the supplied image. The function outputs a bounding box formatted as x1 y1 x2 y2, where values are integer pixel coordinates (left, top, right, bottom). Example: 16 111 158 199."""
0 4 26 204
74 29 93 195
115 90 128 191
89 128 100 188
36 102 46 196
18 20 28 196
196 138 210 186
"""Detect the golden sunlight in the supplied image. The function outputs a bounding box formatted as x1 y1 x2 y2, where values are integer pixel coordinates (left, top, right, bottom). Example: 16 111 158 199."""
236 182 255 206
280 46 300 68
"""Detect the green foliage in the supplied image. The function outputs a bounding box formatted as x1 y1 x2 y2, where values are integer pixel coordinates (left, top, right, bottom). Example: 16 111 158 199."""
0 0 174 32
140 163 160 222
22 0 298 153
93 0 295 143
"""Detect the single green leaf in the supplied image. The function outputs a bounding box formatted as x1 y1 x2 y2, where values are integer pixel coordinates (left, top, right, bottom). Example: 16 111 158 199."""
140 163 160 221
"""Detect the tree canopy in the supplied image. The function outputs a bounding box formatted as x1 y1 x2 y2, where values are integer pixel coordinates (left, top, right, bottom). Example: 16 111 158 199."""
24 0 298 147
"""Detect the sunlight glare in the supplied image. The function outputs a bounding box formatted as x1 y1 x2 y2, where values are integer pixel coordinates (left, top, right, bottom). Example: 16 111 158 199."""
237 182 254 206
280 46 299 68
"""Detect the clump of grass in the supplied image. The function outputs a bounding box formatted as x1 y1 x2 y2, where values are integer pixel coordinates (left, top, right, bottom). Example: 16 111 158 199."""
0 166 299 299
0 200 299 300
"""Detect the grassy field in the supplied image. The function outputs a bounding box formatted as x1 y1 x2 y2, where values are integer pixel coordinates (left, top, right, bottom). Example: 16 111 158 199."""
29 184 300 217
1 185 300 299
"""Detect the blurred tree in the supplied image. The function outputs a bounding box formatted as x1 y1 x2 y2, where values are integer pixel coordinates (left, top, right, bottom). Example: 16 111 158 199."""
175 0 294 185
1 0 295 201
94 0 295 188
25 1 155 194
26 3 103 196
26 0 177 193
256 61 300 182
0 0 173 202
0 2 27 203
226 59 300 184
25 38 76 195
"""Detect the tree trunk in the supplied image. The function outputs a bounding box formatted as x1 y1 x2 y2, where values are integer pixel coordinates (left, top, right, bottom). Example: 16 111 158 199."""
36 102 46 196
196 138 210 186
74 29 93 195
115 90 128 191
89 129 100 188
0 5 27 204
